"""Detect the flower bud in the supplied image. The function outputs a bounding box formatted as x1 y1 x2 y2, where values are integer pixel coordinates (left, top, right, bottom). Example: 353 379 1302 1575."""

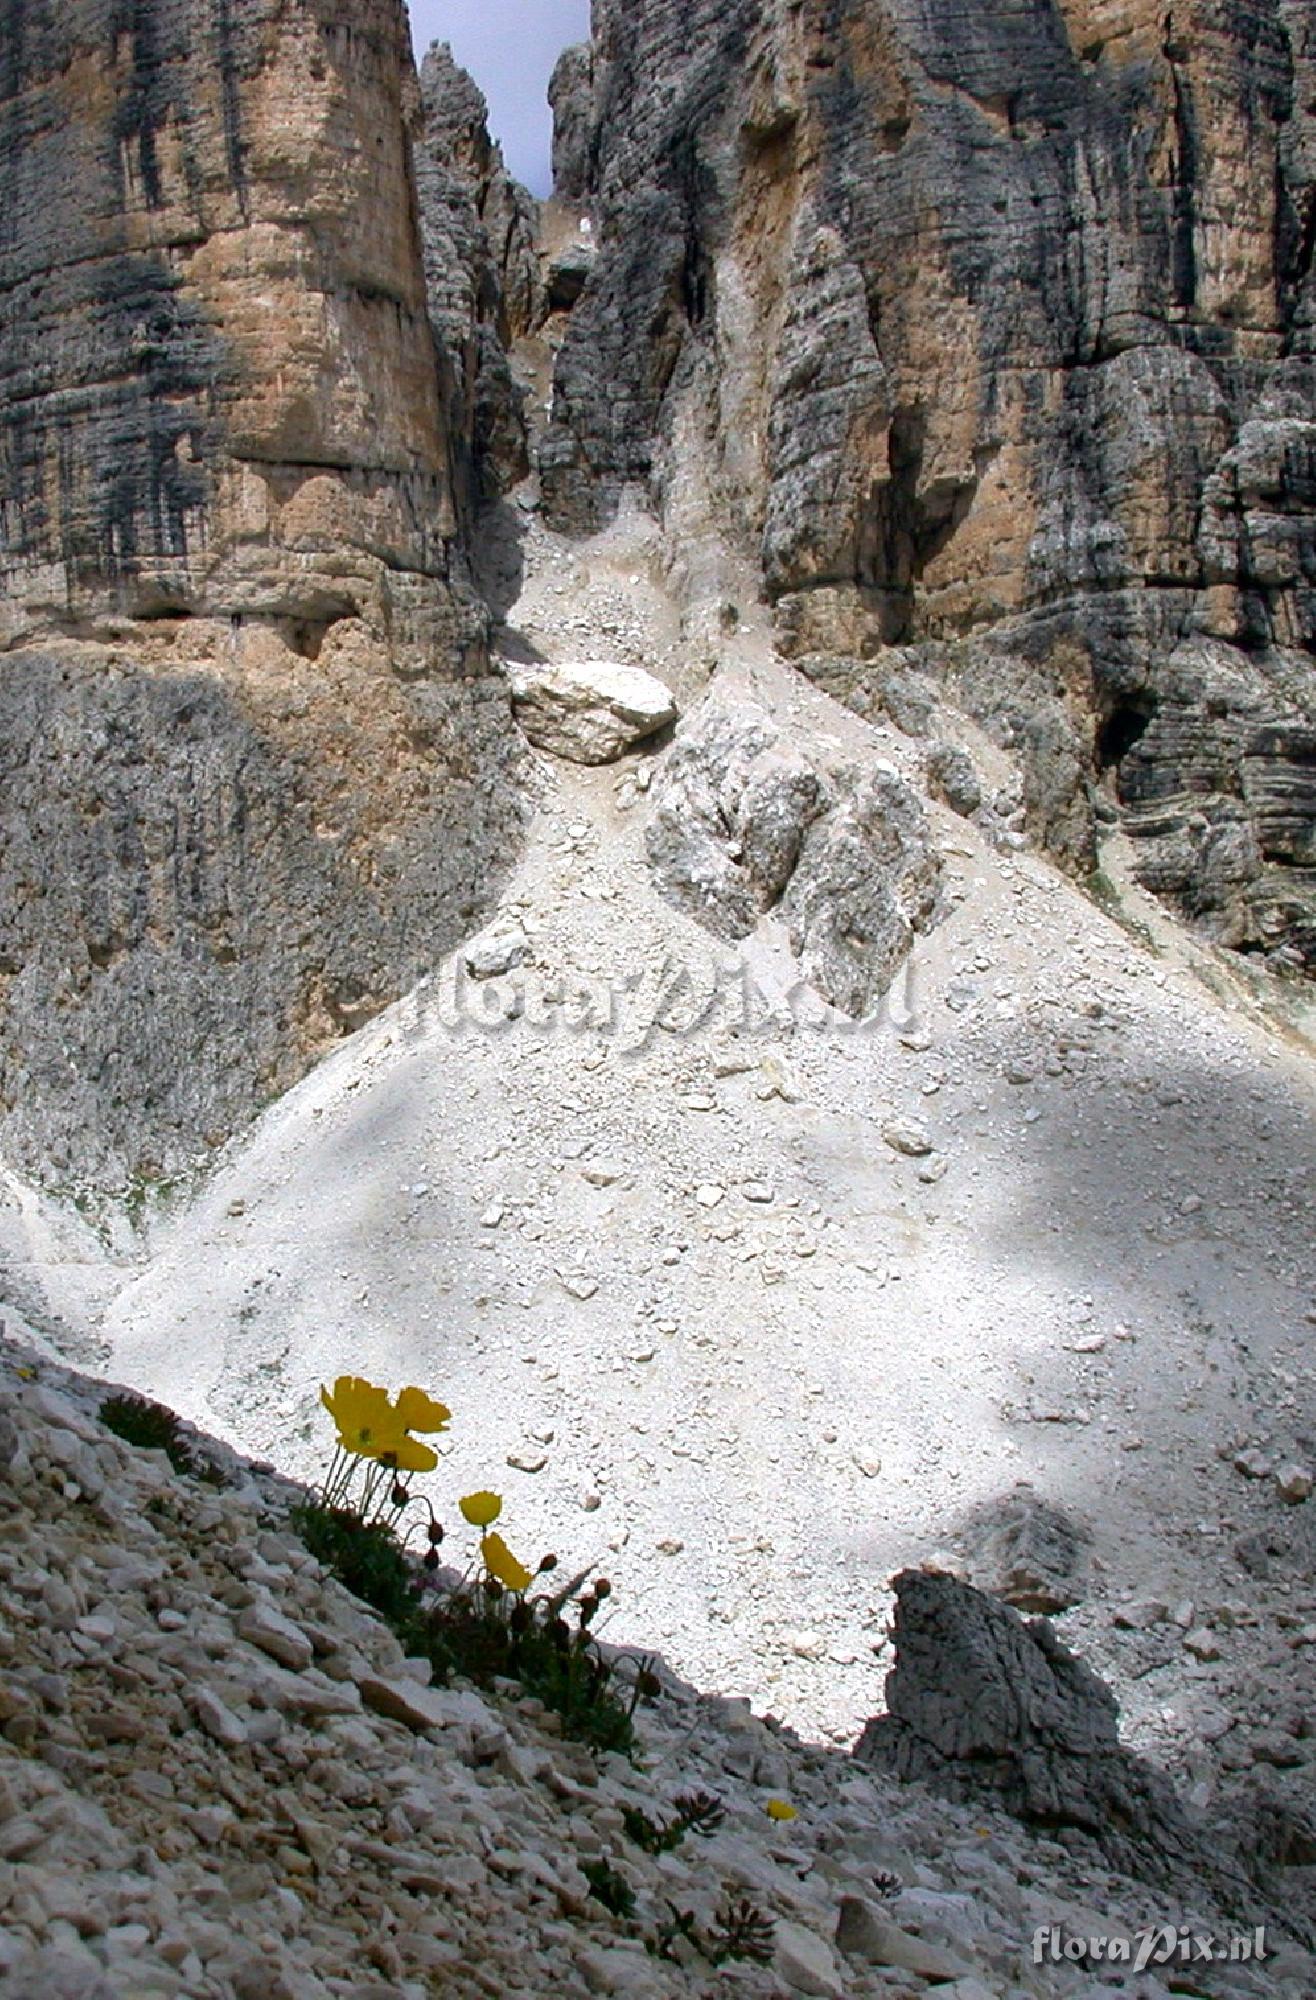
593 1577 612 1599
423 1548 440 1571
427 1521 445 1546
391 1483 409 1511
538 1553 559 1573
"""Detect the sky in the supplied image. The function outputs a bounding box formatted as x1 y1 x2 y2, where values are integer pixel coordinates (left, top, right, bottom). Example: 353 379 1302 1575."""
409 0 592 196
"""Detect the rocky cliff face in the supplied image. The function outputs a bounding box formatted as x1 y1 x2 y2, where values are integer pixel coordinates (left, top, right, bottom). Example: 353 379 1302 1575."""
5 0 1313 1194
0 0 478 660
414 42 542 518
542 0 1316 967
0 1 522 1191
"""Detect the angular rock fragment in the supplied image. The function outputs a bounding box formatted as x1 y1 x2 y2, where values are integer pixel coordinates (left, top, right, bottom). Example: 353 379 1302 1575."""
925 743 984 819
855 1570 1253 1908
237 1601 315 1673
356 1675 456 1734
835 1897 972 1982
959 1487 1090 1613
511 661 677 764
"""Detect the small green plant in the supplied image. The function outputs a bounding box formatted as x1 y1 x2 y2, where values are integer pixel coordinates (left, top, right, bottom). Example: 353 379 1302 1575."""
582 1858 637 1920
100 1393 225 1486
419 1550 647 1757
708 1897 777 1966
622 1805 681 1855
674 1790 727 1836
623 1789 726 1854
650 1905 702 1962
291 1501 425 1637
648 1897 776 1967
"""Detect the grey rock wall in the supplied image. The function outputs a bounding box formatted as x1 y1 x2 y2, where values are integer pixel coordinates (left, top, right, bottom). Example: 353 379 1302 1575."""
542 0 1316 968
0 1 524 1193
0 655 521 1191
415 42 543 515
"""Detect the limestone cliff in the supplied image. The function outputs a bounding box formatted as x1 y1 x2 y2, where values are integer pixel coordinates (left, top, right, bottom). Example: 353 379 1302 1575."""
0 0 480 660
414 42 541 518
542 0 1316 967
0 1 522 1191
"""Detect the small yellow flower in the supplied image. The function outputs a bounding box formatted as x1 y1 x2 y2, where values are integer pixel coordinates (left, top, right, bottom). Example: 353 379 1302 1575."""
320 1377 407 1460
765 1799 797 1822
481 1531 534 1593
460 1491 503 1528
395 1386 451 1434
379 1435 439 1474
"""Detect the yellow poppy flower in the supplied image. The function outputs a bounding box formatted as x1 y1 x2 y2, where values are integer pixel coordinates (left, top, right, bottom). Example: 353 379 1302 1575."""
460 1491 503 1528
379 1435 439 1474
765 1799 797 1822
320 1377 407 1459
395 1386 452 1434
480 1532 534 1593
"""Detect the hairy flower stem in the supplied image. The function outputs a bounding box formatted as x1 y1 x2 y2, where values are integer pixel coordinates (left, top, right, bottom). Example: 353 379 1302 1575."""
321 1445 350 1510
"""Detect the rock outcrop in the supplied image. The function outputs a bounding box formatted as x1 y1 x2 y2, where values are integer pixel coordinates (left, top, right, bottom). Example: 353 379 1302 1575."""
548 42 598 206
856 1569 1306 1936
0 2 524 1190
646 696 941 1013
542 0 1316 967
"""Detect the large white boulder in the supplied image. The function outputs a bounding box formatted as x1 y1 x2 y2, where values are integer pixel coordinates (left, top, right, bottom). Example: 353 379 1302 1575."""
509 659 677 765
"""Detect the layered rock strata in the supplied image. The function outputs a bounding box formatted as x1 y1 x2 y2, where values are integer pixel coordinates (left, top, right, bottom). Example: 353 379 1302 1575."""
542 0 1316 966
0 0 475 661
0 1 523 1190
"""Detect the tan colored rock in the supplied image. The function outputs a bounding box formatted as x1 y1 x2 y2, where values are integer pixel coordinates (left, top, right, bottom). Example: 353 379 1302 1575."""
356 1673 457 1733
0 0 466 667
237 1601 314 1673
773 1918 845 1998
0 1 524 1189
